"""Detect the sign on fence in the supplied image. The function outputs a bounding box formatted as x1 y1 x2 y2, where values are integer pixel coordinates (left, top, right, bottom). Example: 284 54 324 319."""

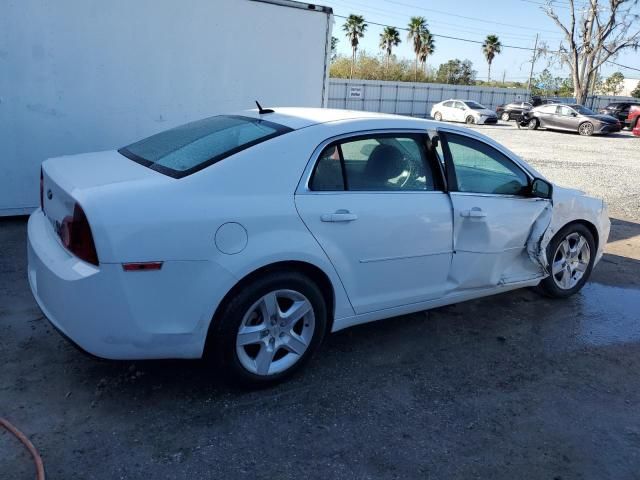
348 86 363 98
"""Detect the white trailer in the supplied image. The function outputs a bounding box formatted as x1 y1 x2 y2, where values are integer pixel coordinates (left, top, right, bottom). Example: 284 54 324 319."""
0 0 333 215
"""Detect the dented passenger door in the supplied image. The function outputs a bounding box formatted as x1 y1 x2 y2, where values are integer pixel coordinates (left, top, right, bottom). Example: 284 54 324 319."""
437 131 550 291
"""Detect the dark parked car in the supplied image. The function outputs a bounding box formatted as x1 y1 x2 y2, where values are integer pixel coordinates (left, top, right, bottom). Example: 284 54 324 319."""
599 102 640 126
528 104 622 136
496 101 533 121
530 96 561 107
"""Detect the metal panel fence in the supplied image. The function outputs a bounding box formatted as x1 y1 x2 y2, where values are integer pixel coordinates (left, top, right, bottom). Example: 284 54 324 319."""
328 78 635 117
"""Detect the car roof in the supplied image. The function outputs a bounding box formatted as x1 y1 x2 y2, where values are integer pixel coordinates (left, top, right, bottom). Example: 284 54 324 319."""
235 107 404 130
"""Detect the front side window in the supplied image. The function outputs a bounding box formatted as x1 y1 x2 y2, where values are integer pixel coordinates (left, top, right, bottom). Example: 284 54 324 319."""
442 133 529 196
557 105 574 116
119 115 292 178
310 134 442 192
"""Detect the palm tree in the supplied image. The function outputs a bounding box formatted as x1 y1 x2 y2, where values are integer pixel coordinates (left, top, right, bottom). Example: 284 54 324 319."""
407 16 428 81
379 26 401 71
342 14 367 79
418 31 435 76
482 34 502 82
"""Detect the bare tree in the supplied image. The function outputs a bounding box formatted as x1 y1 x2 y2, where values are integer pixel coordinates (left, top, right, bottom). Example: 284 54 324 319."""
543 0 640 103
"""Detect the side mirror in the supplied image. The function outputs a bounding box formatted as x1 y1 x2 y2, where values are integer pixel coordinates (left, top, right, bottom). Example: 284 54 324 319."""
571 112 578 117
531 178 553 199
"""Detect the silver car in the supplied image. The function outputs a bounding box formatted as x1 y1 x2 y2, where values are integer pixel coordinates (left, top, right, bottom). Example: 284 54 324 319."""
528 104 622 136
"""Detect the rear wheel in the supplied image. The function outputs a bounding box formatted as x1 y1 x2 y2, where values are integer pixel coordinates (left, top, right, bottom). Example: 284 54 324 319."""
538 223 595 298
209 271 327 387
579 122 594 136
501 112 511 121
434 111 442 121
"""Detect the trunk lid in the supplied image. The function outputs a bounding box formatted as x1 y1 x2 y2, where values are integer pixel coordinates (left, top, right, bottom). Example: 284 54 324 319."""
41 150 165 235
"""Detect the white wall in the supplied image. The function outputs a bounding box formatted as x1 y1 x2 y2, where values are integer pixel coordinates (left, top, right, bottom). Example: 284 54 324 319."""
0 0 332 214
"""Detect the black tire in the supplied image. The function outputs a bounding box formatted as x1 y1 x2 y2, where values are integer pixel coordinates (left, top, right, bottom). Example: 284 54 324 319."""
208 271 327 388
501 112 511 121
465 115 475 124
537 223 596 298
579 121 594 136
528 118 539 130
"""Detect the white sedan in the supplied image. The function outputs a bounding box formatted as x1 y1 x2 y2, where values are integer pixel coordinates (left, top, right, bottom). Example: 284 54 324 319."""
431 99 498 125
28 108 610 386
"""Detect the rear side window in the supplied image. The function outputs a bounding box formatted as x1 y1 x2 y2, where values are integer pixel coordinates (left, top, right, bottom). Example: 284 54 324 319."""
310 134 443 192
119 115 292 178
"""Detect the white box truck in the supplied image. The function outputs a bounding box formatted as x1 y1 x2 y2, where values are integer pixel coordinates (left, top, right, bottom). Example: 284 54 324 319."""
0 0 333 215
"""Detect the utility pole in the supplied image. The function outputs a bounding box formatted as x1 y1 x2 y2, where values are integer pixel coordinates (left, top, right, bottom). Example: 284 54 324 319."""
526 33 539 97
502 70 506 84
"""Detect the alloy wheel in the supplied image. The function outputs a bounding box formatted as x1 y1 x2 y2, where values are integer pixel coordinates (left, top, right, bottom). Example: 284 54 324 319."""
235 289 315 376
466 116 475 124
579 122 594 136
501 112 510 121
551 232 591 290
434 112 442 121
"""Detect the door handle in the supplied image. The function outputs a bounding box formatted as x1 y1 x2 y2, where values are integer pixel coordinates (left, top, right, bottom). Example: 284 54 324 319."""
321 209 358 222
460 208 487 218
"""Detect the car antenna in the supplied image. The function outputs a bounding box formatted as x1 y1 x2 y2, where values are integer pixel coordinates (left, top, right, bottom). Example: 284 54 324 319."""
255 101 274 115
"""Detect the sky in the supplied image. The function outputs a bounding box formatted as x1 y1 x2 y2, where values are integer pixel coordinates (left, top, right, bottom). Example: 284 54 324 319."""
324 0 640 83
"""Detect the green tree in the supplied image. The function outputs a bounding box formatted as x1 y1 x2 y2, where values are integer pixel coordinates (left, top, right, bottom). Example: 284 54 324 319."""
379 26 401 72
407 16 428 81
342 14 367 79
631 81 640 98
557 77 574 97
330 36 339 61
482 35 502 82
418 31 435 75
601 72 625 96
530 69 561 96
435 59 476 85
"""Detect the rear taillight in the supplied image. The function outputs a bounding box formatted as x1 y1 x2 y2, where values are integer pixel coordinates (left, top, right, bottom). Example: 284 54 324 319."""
59 203 99 265
40 168 44 212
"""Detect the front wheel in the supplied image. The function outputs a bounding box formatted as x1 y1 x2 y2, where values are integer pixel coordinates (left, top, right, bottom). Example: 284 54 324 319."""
538 223 596 298
579 122 594 136
528 118 539 130
465 115 476 124
209 271 327 387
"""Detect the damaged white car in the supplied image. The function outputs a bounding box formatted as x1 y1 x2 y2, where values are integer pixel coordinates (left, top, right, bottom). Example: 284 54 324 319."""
28 108 610 386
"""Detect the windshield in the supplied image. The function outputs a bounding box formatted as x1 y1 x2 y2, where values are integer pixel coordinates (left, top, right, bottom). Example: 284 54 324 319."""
465 101 486 110
572 105 596 115
119 115 292 178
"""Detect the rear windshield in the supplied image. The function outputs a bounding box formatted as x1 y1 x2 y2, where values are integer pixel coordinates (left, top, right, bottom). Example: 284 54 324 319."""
119 115 292 178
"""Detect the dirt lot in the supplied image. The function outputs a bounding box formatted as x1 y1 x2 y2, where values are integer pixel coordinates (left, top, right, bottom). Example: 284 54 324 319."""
1 122 640 479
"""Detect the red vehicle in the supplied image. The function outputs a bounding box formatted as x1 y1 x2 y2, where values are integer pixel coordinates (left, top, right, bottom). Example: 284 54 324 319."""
633 123 640 137
627 105 640 132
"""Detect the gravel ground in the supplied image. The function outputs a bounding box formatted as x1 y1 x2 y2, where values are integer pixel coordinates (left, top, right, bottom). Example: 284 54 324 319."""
1 124 640 479
466 123 640 221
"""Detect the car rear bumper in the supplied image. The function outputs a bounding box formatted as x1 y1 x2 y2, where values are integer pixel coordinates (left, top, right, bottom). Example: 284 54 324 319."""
27 209 234 360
